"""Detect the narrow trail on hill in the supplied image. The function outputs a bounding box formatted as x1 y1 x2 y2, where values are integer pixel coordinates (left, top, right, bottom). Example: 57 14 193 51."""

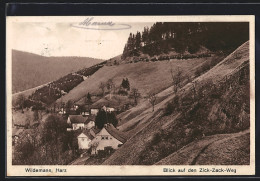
156 129 250 165
69 155 90 165
190 142 213 165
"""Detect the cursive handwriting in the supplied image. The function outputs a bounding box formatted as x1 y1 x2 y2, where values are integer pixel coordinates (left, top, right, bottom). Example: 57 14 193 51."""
79 17 115 27
72 17 131 30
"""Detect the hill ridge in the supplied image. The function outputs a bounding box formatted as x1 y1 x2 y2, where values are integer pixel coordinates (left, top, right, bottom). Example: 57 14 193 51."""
100 41 249 165
12 49 104 93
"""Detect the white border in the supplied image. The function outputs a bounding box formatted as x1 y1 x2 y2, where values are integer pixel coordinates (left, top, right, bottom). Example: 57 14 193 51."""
6 15 255 176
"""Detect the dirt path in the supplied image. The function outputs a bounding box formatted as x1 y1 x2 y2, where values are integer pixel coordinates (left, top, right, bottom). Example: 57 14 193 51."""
156 129 249 165
69 155 90 165
191 129 249 165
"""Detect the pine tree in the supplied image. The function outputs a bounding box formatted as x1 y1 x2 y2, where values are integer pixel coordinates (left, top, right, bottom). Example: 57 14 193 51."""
87 92 92 103
135 31 142 50
125 78 130 90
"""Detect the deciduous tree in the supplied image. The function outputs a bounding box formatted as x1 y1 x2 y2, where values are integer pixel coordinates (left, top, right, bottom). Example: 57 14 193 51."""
99 82 106 96
170 66 183 93
148 93 157 112
129 88 141 105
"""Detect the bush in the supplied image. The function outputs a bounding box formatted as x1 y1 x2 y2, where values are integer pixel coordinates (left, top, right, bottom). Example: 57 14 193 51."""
164 96 179 116
118 89 128 96
165 102 175 116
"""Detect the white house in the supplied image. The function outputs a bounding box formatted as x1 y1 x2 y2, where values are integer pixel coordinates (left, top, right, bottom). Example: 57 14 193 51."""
67 115 87 130
101 106 115 113
90 108 99 115
77 130 94 149
81 111 90 116
58 108 66 115
90 124 127 155
106 107 115 113
71 104 79 111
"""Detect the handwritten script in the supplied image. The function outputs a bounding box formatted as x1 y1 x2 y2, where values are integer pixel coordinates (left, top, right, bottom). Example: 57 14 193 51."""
72 17 131 30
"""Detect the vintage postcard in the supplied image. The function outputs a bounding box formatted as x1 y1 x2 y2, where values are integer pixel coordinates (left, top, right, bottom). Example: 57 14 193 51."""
6 15 255 176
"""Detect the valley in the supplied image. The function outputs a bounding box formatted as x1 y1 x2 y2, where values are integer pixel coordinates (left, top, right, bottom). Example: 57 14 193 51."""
11 22 251 166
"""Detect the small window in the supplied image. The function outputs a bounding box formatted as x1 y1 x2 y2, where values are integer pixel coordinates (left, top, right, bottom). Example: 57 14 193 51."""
101 137 104 140
110 137 112 140
106 137 108 140
82 138 85 141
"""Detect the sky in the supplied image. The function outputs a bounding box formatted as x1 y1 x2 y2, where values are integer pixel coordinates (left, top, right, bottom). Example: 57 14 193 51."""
10 19 154 60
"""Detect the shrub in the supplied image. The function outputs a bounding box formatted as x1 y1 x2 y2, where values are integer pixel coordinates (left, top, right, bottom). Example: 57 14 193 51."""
164 96 179 116
118 89 128 96
165 102 175 116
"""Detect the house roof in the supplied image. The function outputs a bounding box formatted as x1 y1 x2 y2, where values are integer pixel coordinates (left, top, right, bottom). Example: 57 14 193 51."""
104 124 127 143
69 115 87 124
90 127 100 134
87 115 96 122
77 130 94 140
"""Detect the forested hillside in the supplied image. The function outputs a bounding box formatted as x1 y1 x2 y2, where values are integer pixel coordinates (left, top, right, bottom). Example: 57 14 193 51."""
12 50 103 93
122 22 249 59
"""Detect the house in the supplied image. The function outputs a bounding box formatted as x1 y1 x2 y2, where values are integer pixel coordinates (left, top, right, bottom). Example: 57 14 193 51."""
101 106 115 113
58 108 66 115
81 111 90 116
77 130 94 149
84 115 96 130
106 107 115 113
90 108 99 115
71 104 79 111
89 127 100 138
90 123 127 155
67 115 88 130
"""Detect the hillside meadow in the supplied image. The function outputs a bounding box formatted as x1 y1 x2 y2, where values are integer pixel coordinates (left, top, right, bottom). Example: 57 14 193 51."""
57 56 221 104
101 41 250 165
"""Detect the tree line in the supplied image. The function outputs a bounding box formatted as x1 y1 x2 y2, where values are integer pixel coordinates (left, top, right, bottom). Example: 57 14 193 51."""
122 22 249 58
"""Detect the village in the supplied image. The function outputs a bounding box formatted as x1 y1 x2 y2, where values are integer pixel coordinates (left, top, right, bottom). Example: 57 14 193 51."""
12 103 128 164
65 104 126 156
12 77 132 164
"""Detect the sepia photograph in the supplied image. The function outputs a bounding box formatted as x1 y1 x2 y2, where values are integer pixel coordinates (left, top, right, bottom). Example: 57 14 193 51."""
6 16 255 176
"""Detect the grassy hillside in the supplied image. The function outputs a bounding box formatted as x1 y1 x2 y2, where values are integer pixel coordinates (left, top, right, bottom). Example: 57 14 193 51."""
100 41 250 165
12 50 103 93
57 55 223 104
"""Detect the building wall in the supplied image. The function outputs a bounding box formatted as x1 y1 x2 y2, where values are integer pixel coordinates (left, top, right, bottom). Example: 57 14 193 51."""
91 109 99 115
78 136 91 149
85 121 95 129
72 123 85 130
67 117 71 124
106 107 115 112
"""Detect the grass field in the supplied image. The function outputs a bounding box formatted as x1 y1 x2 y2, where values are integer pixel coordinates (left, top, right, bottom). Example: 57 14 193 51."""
57 57 216 104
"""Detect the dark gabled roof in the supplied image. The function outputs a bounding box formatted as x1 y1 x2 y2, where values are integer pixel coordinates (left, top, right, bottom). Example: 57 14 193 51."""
104 124 127 143
84 115 95 125
90 127 100 135
69 115 87 124
87 115 96 122
77 130 94 140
